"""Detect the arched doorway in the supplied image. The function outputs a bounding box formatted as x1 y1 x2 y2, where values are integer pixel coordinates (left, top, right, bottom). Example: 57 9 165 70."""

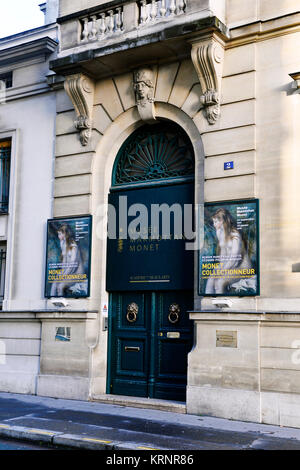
106 121 195 401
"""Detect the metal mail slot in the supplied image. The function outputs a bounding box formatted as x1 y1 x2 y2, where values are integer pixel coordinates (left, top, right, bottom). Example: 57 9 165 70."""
125 346 140 352
167 332 180 339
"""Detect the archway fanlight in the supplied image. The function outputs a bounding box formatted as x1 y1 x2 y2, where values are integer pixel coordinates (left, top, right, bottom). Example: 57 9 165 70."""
113 122 194 187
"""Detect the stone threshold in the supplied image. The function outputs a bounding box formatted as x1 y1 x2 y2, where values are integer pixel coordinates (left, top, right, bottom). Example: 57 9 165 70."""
91 394 186 414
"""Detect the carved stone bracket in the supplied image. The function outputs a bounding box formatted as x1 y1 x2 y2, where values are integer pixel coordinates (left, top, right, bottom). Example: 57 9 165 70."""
133 67 156 123
64 73 95 146
190 34 225 125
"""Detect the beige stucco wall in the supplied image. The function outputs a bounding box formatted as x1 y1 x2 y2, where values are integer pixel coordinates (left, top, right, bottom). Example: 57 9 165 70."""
59 0 107 16
50 17 300 397
188 312 300 427
59 0 300 23
201 28 300 312
59 0 300 26
0 319 41 395
52 58 207 396
227 0 300 26
0 25 58 396
45 1 300 419
257 32 300 304
37 318 91 400
59 0 225 19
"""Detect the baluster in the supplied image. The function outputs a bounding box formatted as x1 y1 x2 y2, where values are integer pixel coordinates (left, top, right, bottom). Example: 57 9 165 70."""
81 17 89 42
140 0 148 24
169 0 176 15
116 7 122 31
89 15 97 40
176 0 185 14
160 0 167 17
107 10 114 33
98 12 106 38
150 0 157 21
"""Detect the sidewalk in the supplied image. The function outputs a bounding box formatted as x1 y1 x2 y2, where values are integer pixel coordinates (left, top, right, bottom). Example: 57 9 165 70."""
1 392 300 450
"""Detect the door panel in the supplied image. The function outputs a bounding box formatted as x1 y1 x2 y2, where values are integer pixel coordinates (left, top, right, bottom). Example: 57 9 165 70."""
109 290 193 401
119 339 145 373
110 292 150 397
153 290 193 401
106 183 194 292
107 181 194 401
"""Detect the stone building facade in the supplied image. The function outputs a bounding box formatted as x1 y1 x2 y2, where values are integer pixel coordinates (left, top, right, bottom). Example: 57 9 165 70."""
0 2 58 393
2 0 300 428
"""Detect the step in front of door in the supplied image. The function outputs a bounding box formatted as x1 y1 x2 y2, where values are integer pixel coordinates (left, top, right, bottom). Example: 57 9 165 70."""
91 394 187 414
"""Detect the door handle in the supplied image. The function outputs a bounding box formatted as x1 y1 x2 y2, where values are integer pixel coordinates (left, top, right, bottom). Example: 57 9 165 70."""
125 346 140 352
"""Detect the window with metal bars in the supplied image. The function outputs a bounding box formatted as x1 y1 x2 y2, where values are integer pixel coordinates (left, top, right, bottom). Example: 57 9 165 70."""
0 141 11 213
0 246 6 307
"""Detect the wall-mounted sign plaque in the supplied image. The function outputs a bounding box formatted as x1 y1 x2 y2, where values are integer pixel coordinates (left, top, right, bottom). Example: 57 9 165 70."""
216 330 237 348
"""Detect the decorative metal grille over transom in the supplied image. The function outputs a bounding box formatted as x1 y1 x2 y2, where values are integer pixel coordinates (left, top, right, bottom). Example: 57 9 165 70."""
113 123 194 186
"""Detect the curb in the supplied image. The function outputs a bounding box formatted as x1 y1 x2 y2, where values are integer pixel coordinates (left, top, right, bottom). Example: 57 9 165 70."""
0 424 161 451
0 424 58 444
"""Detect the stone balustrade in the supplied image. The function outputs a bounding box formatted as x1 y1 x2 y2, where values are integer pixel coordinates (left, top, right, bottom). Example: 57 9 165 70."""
139 0 186 25
79 0 187 44
80 6 124 43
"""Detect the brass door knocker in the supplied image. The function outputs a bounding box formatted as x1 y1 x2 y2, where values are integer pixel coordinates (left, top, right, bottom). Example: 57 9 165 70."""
168 303 180 324
126 302 139 323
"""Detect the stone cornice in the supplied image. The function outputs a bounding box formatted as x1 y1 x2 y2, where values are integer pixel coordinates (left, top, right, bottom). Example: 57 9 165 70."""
227 11 300 48
0 37 58 68
0 23 57 46
189 311 300 321
3 82 52 102
0 310 98 320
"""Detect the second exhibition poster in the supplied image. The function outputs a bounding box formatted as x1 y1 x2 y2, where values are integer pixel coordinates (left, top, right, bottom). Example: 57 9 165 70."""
199 200 259 297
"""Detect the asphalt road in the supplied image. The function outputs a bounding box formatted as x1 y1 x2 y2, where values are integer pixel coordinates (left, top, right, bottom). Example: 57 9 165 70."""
1 392 300 450
0 438 50 450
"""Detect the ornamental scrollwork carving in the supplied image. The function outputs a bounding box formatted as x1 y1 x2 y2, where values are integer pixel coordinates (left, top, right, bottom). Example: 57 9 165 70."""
64 73 95 146
190 34 225 125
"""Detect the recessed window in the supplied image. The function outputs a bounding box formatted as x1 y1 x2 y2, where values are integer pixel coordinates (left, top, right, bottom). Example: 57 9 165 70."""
0 72 12 89
0 141 11 213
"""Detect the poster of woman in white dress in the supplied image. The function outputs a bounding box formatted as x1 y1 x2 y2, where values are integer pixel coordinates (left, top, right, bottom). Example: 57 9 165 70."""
45 216 92 298
199 200 259 296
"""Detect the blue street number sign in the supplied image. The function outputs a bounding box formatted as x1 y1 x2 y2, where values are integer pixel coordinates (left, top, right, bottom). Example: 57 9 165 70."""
224 161 234 170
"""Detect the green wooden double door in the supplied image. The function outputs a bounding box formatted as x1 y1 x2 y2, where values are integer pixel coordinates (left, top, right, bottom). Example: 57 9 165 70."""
106 122 195 401
109 289 193 401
